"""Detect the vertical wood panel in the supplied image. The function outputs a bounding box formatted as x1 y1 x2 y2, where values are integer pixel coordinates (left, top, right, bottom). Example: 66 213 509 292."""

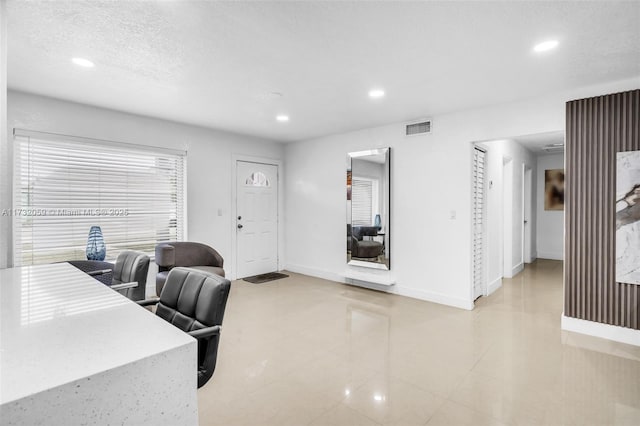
565 89 640 330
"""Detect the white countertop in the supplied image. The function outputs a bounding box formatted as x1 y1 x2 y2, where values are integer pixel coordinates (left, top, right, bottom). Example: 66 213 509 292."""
0 263 194 406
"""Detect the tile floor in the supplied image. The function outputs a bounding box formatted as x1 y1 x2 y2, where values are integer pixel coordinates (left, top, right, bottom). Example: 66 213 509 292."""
198 260 640 425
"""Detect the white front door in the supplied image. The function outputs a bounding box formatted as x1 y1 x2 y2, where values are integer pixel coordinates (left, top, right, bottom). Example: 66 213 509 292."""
236 161 278 278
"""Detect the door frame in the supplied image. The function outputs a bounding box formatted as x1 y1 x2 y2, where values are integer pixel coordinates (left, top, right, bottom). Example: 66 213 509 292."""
522 165 533 264
231 154 284 280
502 156 514 278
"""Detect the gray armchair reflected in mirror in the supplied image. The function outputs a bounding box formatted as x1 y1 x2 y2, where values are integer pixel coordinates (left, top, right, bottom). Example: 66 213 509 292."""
347 148 390 270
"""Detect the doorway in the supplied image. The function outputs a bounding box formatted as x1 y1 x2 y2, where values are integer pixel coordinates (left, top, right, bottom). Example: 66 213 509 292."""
523 166 533 263
471 131 564 307
471 137 537 303
235 160 279 279
503 157 513 278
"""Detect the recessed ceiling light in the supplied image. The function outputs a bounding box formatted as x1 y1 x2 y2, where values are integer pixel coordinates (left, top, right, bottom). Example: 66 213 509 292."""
71 57 95 67
276 115 289 122
533 40 559 53
368 89 385 99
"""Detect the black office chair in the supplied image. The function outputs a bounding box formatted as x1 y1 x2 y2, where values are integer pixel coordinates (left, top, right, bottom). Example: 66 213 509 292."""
138 267 231 388
68 250 150 301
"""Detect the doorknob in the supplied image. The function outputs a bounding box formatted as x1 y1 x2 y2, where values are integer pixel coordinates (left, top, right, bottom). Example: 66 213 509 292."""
237 224 243 229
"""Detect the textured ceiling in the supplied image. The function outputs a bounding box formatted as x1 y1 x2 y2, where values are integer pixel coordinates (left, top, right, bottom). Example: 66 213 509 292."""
7 1 640 142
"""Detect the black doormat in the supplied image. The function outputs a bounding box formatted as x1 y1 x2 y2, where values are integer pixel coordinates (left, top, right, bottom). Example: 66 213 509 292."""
243 272 289 284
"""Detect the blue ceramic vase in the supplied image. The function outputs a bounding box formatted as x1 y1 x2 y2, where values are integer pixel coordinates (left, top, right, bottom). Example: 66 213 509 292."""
86 226 106 261
374 214 381 229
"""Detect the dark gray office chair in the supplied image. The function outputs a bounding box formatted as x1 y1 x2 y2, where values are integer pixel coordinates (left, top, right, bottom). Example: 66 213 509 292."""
68 250 150 301
155 242 225 296
138 267 231 388
351 226 384 259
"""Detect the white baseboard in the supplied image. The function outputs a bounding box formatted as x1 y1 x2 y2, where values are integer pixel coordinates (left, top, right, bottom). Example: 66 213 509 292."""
537 251 564 261
511 262 524 277
283 263 474 311
284 263 346 284
561 314 640 347
487 277 502 296
393 286 474 311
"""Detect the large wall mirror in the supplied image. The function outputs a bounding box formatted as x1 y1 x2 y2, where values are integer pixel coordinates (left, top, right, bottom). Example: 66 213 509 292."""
347 148 390 270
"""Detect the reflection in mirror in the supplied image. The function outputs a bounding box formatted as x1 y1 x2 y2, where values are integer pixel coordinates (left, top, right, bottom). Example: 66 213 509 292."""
347 148 390 270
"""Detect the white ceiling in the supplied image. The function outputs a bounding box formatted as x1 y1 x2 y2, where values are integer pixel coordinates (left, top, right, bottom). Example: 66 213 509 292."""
7 1 640 142
514 131 565 154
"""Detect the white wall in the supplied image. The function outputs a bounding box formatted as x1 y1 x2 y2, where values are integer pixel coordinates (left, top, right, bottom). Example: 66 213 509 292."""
480 139 536 291
4 90 285 284
536 153 565 260
284 77 638 310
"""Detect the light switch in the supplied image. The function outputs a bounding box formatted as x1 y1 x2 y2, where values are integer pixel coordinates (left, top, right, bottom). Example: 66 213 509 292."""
450 210 456 220
217 209 223 216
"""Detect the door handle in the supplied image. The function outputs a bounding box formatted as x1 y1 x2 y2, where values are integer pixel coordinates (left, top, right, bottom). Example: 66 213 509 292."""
237 224 243 229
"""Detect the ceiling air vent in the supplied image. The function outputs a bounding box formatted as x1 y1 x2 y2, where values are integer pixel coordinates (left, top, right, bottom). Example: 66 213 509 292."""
542 143 564 153
406 120 432 136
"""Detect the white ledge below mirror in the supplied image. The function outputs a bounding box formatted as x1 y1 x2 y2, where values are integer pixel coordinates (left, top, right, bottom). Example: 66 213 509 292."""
343 268 396 287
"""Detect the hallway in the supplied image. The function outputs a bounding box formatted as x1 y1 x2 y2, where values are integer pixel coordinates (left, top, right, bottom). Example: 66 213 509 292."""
474 259 639 425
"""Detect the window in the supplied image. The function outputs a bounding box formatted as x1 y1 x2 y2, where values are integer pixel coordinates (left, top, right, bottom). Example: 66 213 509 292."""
245 171 270 187
13 130 186 266
351 177 379 226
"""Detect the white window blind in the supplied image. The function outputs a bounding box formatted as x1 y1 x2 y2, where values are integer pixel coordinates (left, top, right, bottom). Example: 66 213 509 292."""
352 178 373 226
13 130 186 266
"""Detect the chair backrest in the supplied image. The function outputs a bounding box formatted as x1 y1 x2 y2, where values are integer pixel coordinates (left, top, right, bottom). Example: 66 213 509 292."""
155 242 224 269
157 267 231 387
353 226 379 238
112 250 150 301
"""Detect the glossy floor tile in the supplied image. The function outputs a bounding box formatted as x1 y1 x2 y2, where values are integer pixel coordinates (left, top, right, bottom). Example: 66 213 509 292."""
198 260 640 425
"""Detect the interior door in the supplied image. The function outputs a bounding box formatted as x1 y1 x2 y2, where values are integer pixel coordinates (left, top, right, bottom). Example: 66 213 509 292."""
236 161 278 278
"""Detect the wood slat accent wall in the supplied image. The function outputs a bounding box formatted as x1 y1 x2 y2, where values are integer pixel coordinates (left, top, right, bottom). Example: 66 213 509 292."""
565 89 640 330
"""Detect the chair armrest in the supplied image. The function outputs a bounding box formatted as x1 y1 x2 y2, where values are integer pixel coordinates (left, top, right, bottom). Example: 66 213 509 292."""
208 248 224 268
87 268 113 276
188 325 221 340
136 298 160 307
155 244 175 268
109 281 138 291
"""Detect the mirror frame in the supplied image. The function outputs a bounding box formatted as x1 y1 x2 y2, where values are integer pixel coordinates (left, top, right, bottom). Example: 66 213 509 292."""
347 147 390 270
